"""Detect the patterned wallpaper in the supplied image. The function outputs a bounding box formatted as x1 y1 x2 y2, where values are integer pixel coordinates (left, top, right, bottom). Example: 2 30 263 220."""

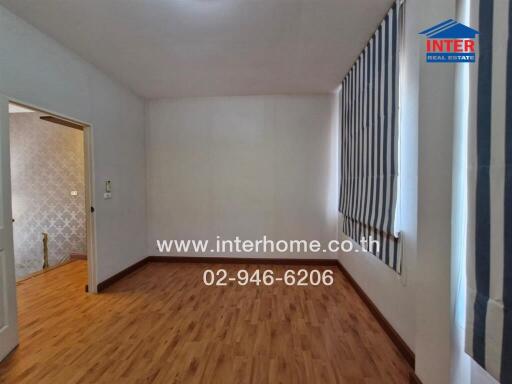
10 112 85 279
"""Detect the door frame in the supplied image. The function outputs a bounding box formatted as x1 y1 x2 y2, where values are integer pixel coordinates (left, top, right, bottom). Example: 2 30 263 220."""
8 98 97 293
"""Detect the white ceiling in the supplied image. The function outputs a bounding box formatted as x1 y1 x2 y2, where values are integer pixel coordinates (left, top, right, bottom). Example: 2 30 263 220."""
0 0 393 99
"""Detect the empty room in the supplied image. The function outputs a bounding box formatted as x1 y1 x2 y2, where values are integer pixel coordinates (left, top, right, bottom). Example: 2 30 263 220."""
0 0 509 384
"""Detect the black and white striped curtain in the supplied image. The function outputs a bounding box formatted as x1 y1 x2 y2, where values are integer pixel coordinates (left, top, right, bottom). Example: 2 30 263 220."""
466 1 512 382
339 1 402 273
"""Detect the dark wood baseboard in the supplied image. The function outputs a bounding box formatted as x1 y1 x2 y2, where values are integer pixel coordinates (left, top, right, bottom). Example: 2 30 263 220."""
96 255 416 374
97 258 148 292
70 253 87 260
97 256 338 291
146 255 338 266
335 260 415 369
409 371 423 384
16 259 76 285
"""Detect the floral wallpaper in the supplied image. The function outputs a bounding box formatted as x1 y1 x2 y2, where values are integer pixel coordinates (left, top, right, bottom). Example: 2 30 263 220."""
10 112 85 280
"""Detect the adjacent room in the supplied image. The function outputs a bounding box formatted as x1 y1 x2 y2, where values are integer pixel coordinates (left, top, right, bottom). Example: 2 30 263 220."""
0 0 509 384
9 103 87 281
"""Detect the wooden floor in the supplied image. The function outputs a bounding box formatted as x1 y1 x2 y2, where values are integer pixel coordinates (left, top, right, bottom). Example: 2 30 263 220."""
0 260 410 383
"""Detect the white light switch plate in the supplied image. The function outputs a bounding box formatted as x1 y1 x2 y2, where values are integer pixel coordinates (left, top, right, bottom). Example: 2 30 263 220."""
104 192 112 199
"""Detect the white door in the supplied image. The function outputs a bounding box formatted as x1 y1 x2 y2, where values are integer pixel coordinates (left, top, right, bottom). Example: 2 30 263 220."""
0 95 19 361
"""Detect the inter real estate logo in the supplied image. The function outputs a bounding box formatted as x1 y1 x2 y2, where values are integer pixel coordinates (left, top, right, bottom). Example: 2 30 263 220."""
419 19 479 63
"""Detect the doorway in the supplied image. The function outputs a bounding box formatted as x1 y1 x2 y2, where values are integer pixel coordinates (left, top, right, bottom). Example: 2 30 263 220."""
7 101 95 291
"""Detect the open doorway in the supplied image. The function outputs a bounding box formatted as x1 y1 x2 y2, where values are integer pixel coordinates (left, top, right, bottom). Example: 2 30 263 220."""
7 101 93 290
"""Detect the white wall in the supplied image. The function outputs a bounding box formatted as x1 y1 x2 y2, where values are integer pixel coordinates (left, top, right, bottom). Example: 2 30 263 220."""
0 5 147 287
414 0 457 382
146 95 338 258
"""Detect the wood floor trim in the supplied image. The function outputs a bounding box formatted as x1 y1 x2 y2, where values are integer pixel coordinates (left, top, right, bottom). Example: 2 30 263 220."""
98 256 338 293
16 259 77 285
96 256 416 371
98 256 338 291
96 258 148 292
146 255 339 265
335 260 416 369
70 253 87 261
409 371 423 384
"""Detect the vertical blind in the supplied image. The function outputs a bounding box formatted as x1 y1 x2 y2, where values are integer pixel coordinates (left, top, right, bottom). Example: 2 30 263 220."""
466 0 512 382
339 1 402 273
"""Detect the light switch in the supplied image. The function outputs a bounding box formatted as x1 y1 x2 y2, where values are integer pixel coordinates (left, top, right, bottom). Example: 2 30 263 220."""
104 180 112 199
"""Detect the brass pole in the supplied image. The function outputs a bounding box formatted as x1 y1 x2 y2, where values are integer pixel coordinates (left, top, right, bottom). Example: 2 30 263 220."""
42 232 49 270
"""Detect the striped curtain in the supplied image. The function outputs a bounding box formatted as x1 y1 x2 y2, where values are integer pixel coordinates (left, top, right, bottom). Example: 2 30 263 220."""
339 1 402 273
465 0 512 382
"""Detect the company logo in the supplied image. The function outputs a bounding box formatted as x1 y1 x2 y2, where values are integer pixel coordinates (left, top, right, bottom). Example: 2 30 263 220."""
419 19 479 63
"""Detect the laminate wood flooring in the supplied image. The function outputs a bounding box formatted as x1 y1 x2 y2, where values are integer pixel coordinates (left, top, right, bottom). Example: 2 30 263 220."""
0 260 410 383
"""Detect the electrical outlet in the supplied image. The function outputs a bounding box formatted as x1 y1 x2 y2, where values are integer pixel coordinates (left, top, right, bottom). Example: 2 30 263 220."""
70 191 78 196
